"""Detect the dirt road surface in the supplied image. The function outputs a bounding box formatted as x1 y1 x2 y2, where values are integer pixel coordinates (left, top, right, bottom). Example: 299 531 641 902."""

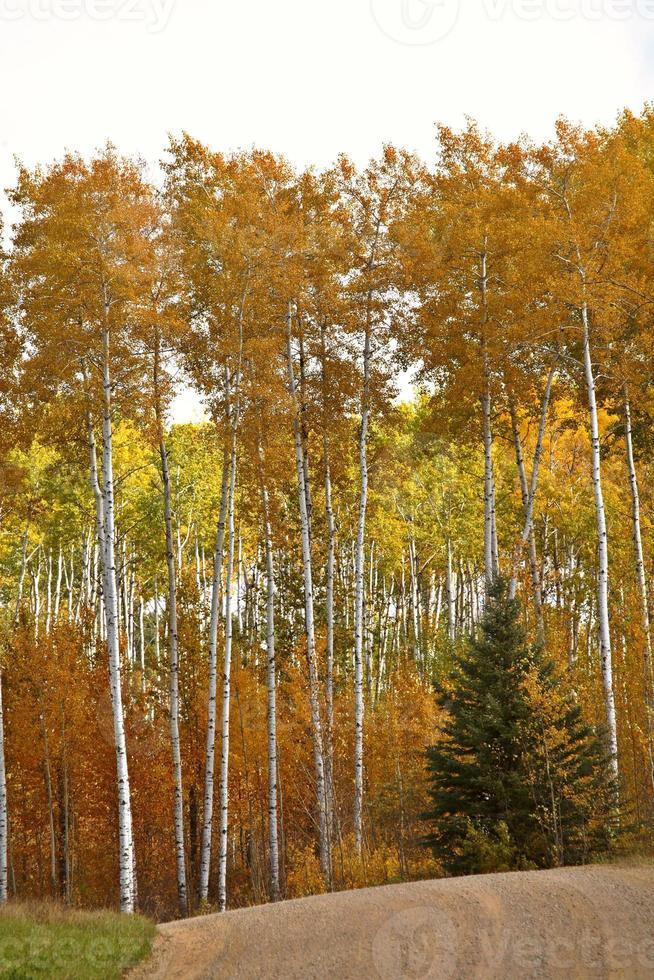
131 864 654 979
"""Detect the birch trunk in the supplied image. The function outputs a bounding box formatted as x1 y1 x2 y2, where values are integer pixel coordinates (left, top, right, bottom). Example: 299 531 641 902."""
446 539 455 641
54 547 63 624
160 432 188 916
0 673 8 904
217 442 237 913
45 549 53 635
258 456 280 902
480 251 497 590
623 393 654 788
198 440 231 904
408 536 421 663
320 322 336 845
154 578 161 666
92 330 136 913
582 303 619 777
508 368 554 634
353 318 371 854
286 304 330 880
32 556 42 640
481 374 497 590
14 529 29 626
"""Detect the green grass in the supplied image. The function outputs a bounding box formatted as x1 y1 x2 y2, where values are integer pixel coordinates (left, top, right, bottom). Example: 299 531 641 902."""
0 902 156 979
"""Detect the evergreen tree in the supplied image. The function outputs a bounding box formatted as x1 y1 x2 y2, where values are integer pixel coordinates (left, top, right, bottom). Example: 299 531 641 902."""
424 579 617 875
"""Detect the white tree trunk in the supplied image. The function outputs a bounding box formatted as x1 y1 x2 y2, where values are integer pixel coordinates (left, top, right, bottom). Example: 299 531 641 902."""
154 577 161 666
45 549 53 635
623 393 654 788
481 251 497 590
160 433 188 916
95 329 136 913
508 368 554 634
259 459 280 902
320 323 336 845
286 304 330 880
217 443 237 913
482 381 496 590
446 539 455 641
0 672 7 904
324 449 335 842
32 554 42 640
353 319 371 854
198 442 231 904
14 529 29 627
408 536 421 664
54 547 63 624
582 304 619 777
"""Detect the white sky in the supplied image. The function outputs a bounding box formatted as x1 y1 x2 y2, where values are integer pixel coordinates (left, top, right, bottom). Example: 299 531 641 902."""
1 0 653 420
1 0 653 182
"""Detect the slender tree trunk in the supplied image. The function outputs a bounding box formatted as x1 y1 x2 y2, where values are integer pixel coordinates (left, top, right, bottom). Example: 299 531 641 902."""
623 392 654 789
582 303 618 777
286 304 330 881
54 547 63 624
195 534 204 631
138 597 145 694
508 368 554 633
408 536 421 664
258 453 280 902
236 529 243 637
216 437 238 914
91 330 136 913
211 295 246 912
160 431 188 916
320 322 336 849
353 316 371 854
480 251 497 590
198 440 231 904
0 673 8 904
446 539 455 641
45 549 53 635
153 577 161 666
298 326 313 537
481 378 496 590
32 555 42 640
14 528 29 626
434 579 443 632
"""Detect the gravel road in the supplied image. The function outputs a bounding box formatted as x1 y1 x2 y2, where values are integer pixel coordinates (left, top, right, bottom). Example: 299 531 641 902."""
131 864 654 979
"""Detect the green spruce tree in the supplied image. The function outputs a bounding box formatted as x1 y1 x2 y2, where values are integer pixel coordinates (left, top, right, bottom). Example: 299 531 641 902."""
424 578 617 875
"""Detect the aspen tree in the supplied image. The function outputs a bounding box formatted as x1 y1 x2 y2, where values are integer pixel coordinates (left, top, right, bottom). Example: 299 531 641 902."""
336 147 418 852
286 303 330 880
530 122 652 777
150 300 189 915
10 151 160 912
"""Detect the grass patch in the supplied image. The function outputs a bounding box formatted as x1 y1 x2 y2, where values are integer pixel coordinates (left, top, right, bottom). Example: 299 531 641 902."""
0 901 155 979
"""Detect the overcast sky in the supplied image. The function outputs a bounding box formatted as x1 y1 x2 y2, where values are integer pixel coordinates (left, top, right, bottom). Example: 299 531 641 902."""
2 0 653 418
